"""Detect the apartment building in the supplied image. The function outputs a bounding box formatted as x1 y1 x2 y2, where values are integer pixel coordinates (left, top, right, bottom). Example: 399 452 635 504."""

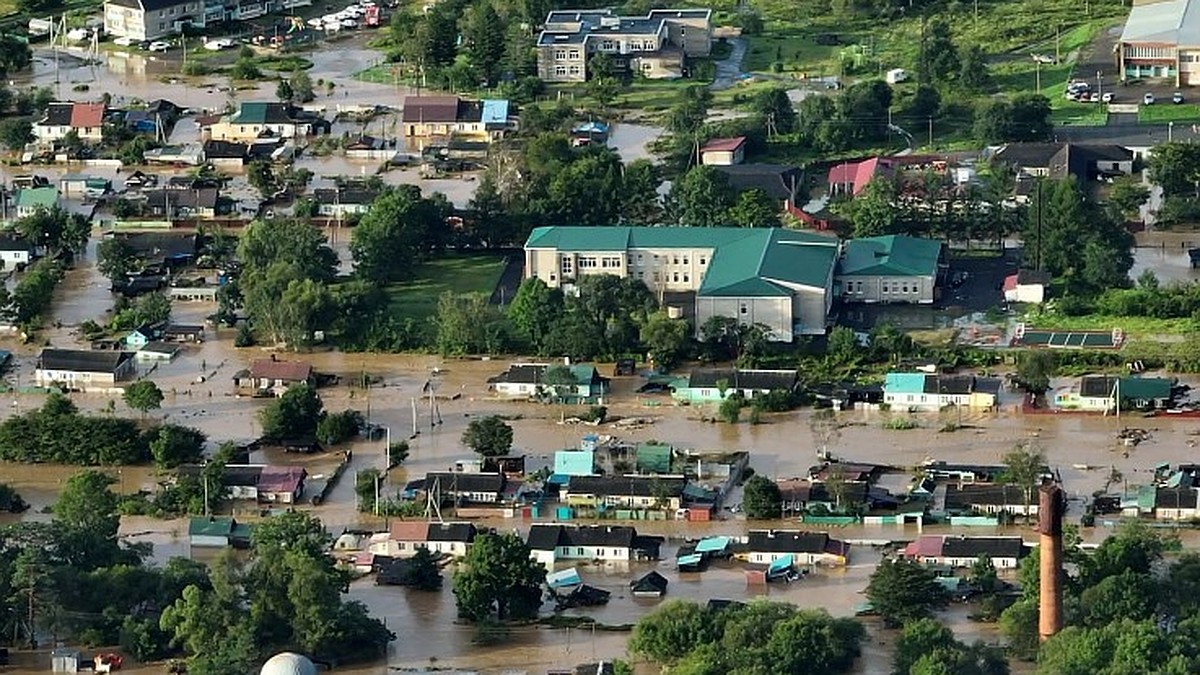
536 8 711 83
104 0 311 40
1118 0 1200 85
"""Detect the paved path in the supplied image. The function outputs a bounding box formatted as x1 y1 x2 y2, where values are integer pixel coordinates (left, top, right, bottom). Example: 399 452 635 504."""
710 37 747 91
1056 122 1200 146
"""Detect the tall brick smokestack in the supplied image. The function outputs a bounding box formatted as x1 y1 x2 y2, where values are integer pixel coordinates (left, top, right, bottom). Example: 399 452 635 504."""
1038 483 1066 641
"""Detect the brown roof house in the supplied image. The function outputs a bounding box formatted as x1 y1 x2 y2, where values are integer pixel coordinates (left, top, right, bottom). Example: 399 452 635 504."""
34 102 107 143
233 355 315 396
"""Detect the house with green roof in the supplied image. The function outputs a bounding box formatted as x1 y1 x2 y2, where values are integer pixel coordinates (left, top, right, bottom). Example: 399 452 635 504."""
836 235 945 304
524 226 840 341
206 102 327 141
188 516 253 550
1053 375 1173 412
14 187 59 218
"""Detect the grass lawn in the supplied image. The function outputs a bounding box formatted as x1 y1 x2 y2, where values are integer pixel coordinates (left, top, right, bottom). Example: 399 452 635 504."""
1139 103 1200 124
383 254 508 320
1051 103 1108 126
353 63 401 85
744 34 841 76
1024 312 1197 340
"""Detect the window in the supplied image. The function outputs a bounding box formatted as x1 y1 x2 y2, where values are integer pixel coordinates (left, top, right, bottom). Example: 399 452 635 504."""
902 284 909 293
555 66 567 76
638 253 644 262
673 273 679 282
683 274 689 283
561 257 573 274
740 305 748 315
578 257 598 268
627 255 634 267
577 547 585 556
637 271 644 278
602 40 613 50
555 49 567 59
569 49 580 59
673 256 679 264
683 256 689 264
569 65 581 75
699 256 706 265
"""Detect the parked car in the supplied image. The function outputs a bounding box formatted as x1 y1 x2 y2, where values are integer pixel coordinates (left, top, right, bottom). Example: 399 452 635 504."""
112 36 135 47
1144 92 1156 105
1087 92 1100 103
1102 92 1114 103
147 40 170 52
1175 91 1185 104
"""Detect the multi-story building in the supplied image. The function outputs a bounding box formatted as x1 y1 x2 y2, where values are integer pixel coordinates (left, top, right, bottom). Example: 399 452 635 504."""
105 0 310 39
524 226 839 341
536 8 711 82
34 102 106 143
1118 0 1200 85
401 97 513 146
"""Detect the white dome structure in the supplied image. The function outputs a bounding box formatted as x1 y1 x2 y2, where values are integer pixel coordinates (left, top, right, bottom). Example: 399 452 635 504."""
260 652 317 675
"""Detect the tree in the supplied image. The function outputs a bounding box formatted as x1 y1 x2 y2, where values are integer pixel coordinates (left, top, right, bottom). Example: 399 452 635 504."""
123 379 164 417
147 424 206 469
97 237 138 282
1014 350 1055 394
247 160 275 199
827 326 859 363
959 45 994 93
640 311 690 370
1146 142 1200 198
866 558 950 626
973 95 1051 143
742 475 782 519
508 278 565 352
461 416 513 457
846 178 903 237
259 384 324 440
923 19 959 83
727 188 780 227
970 554 998 595
0 117 30 152
629 600 713 663
55 470 131 569
1000 444 1046 516
315 409 363 446
719 395 742 423
275 78 294 102
289 71 314 103
399 547 443 590
621 159 664 225
893 618 957 675
0 34 32 75
542 364 577 401
350 186 448 283
668 165 735 227
464 4 506 87
811 408 841 460
753 87 797 134
666 85 711 136
453 532 544 621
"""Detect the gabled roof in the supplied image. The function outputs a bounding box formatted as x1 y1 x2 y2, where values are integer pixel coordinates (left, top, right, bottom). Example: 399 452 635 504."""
1121 0 1196 45
426 522 478 542
715 164 802 202
37 349 132 373
40 102 74 126
685 368 797 391
840 235 943 277
389 521 430 541
940 535 1025 559
828 157 892 195
1003 269 1051 290
746 530 838 554
70 103 105 128
943 484 1029 508
1118 376 1173 401
1155 486 1198 509
701 136 746 153
203 139 248 159
231 102 301 125
565 475 686 498
0 235 35 252
631 570 669 593
527 524 637 550
16 187 58 209
258 466 305 493
403 96 481 124
247 358 313 382
312 187 380 206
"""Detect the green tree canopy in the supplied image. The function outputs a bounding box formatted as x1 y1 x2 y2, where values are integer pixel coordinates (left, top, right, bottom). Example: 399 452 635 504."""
742 475 783 519
123 379 164 417
259 384 324 440
350 185 450 283
453 531 544 621
865 558 949 627
668 165 736 227
461 416 513 457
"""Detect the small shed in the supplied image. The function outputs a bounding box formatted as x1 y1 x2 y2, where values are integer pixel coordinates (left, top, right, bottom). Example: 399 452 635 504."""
630 570 669 597
700 136 747 166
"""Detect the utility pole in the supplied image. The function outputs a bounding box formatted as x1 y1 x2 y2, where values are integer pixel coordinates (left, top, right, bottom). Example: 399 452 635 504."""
1035 178 1044 271
928 117 933 148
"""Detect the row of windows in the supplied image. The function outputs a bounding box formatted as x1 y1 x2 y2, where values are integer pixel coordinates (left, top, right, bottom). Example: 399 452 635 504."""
1124 45 1174 59
845 280 922 294
628 252 706 266
553 49 582 60
553 65 582 76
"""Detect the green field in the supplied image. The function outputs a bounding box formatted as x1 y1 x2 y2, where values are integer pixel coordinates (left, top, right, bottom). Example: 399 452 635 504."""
1139 103 1200 124
383 254 508 320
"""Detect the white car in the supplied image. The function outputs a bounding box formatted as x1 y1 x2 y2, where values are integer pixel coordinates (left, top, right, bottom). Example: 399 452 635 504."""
307 17 323 27
1102 92 1114 103
323 21 342 32
203 38 235 50
147 40 170 51
112 36 135 47
1144 92 1156 105
340 18 358 27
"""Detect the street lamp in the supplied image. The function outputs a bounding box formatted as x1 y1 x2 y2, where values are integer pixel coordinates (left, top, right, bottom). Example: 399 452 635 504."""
1097 70 1103 104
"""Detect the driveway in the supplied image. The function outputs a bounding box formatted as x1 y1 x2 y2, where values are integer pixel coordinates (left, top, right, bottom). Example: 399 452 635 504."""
710 37 747 91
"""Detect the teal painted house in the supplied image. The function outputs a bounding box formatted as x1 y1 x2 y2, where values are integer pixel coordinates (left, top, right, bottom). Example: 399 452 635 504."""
672 368 799 403
524 227 840 341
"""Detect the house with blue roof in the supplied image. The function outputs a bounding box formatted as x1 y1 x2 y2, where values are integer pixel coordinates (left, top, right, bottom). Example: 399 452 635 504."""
836 235 945 304
524 226 840 342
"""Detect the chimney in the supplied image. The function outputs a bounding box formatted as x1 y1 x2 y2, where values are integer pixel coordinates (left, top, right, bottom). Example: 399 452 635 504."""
1038 483 1066 641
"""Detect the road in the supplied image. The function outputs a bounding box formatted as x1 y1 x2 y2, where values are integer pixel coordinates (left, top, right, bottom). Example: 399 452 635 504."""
1056 122 1200 146
710 37 747 91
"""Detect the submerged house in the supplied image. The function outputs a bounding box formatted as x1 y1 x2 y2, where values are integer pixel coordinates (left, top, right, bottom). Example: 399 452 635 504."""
487 362 610 402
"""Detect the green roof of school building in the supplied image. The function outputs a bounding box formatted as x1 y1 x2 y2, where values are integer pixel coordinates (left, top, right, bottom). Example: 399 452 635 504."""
840 235 943 277
523 226 839 293
1118 376 1172 401
16 187 58 209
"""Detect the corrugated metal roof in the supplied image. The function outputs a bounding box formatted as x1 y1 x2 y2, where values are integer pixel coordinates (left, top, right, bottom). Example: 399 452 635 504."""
1121 0 1196 44
884 372 929 395
840 235 943 277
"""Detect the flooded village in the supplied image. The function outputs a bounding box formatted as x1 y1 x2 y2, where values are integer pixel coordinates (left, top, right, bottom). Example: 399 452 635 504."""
1 5 1200 675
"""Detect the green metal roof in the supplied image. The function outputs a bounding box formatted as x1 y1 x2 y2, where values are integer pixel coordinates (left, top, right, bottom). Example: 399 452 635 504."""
16 187 58 209
232 102 273 125
636 443 672 473
840 235 943 277
1118 377 1172 401
189 516 234 537
525 226 839 295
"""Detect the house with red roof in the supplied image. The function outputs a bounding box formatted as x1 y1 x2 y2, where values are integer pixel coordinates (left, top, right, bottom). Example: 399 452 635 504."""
700 136 746 166
257 466 306 504
827 157 895 197
1003 270 1050 304
34 102 107 143
232 355 315 396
